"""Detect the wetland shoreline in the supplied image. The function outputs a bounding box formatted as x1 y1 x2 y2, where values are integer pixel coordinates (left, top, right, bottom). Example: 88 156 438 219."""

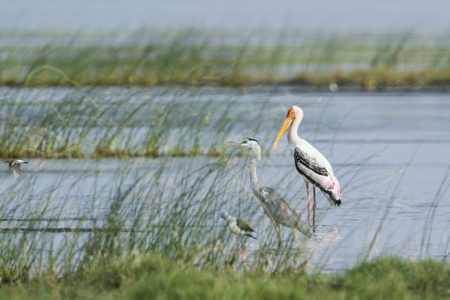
1 29 449 90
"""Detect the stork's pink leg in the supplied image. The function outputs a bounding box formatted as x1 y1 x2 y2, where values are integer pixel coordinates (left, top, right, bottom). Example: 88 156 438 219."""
313 187 316 226
306 182 311 226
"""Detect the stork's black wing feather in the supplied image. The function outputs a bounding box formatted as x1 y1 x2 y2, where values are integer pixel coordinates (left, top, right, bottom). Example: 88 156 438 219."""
294 147 328 176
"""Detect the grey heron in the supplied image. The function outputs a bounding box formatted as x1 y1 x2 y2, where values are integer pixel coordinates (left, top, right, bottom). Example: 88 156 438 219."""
228 137 311 245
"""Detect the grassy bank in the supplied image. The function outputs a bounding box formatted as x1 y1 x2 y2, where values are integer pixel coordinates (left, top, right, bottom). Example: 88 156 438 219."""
0 29 449 89
0 87 280 158
0 254 448 299
0 89 244 158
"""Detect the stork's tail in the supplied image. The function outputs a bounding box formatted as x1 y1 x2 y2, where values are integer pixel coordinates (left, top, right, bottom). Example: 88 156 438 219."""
335 199 342 207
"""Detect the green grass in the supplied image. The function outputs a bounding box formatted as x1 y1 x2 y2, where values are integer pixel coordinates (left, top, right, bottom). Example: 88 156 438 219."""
0 254 447 299
0 29 449 89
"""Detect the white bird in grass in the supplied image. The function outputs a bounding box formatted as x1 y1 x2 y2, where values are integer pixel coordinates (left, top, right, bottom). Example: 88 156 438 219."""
220 210 256 258
227 138 311 245
273 105 342 226
5 159 28 180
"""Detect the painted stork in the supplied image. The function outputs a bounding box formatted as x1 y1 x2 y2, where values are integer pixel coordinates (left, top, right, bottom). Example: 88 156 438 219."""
273 105 342 226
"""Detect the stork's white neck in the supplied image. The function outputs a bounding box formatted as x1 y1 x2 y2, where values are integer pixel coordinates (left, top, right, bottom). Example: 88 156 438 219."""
287 115 304 149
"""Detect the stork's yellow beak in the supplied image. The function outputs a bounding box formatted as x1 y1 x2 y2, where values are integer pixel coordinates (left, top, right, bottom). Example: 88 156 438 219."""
273 109 294 149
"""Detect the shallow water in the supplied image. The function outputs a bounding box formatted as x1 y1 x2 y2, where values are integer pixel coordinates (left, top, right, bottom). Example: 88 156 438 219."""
1 87 449 271
2 0 450 33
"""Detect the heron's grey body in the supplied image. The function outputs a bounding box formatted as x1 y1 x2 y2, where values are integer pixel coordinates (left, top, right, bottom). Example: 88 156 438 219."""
237 138 311 238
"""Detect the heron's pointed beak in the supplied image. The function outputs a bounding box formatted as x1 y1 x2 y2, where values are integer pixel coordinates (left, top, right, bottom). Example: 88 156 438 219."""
224 140 241 148
273 116 292 149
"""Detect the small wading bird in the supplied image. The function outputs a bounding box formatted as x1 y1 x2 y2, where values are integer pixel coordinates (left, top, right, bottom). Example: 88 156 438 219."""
5 159 28 180
220 210 256 258
273 105 342 226
227 138 311 246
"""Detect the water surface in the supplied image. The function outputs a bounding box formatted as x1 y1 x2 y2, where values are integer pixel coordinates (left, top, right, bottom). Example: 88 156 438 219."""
2 0 450 33
1 87 448 271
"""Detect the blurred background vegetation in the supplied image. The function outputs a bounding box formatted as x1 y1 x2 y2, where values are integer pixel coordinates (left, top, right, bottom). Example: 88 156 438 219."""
1 29 449 90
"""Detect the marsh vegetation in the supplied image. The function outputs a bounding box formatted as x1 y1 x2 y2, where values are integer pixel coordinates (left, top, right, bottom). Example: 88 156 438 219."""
1 29 449 89
0 28 449 298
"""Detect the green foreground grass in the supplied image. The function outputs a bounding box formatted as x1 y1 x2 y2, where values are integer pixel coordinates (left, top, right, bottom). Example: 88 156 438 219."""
0 254 448 299
1 29 449 89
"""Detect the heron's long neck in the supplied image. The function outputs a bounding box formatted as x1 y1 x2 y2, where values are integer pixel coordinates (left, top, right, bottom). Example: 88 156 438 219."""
288 117 303 148
249 152 261 194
